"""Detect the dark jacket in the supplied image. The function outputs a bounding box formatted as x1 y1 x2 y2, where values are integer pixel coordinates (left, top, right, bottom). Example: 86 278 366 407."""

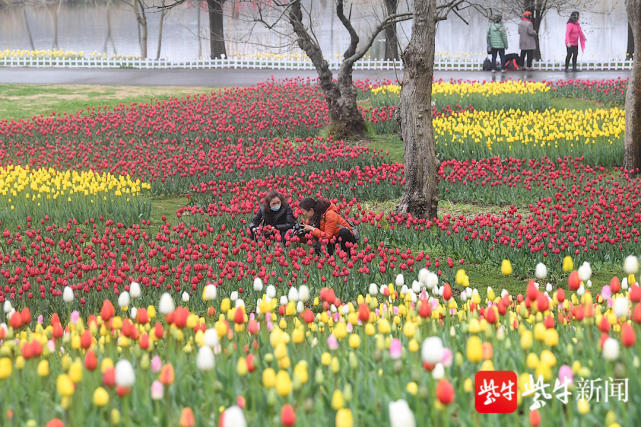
249 204 296 233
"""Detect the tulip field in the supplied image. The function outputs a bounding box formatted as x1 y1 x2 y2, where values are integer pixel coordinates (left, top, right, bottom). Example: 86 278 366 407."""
0 77 640 427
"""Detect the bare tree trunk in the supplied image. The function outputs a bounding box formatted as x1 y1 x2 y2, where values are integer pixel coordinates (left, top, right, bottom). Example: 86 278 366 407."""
287 1 366 138
104 0 117 54
624 0 641 172
197 0 202 58
629 22 635 60
207 0 226 58
396 0 439 219
49 0 62 49
156 0 168 59
384 0 399 60
23 8 35 50
132 0 148 58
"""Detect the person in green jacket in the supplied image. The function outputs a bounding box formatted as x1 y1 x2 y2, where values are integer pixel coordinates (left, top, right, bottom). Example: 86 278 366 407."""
487 15 508 73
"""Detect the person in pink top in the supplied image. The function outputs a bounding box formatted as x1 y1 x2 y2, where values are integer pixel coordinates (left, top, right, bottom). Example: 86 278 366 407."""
564 11 586 72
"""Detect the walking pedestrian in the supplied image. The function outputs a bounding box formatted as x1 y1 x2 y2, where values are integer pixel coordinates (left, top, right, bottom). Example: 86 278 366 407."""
487 15 508 73
564 11 586 72
518 11 537 70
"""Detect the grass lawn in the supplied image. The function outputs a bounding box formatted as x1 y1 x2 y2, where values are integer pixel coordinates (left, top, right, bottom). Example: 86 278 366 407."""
0 84 219 120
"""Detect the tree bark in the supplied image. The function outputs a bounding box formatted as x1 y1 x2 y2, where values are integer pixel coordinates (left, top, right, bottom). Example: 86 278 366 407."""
23 8 35 50
628 22 635 60
396 0 439 219
49 1 61 49
624 0 641 172
207 0 227 58
132 0 148 58
287 0 366 138
197 0 202 58
156 0 168 59
104 0 117 55
384 0 400 60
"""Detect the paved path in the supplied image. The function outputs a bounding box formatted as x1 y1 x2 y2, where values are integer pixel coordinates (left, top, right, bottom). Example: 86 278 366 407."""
0 68 630 86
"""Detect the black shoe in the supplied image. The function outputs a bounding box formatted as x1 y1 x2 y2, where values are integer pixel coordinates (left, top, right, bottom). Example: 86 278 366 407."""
564 67 568 72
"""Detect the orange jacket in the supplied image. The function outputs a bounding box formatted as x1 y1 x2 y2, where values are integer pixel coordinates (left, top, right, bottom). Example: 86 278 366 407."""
308 204 352 240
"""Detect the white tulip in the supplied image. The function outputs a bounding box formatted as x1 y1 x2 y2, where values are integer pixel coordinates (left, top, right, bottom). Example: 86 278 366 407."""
130 281 141 298
298 285 310 302
204 328 219 348
622 277 629 290
411 280 421 294
400 285 409 295
62 286 74 303
3 301 12 313
545 283 553 293
235 299 245 308
203 283 217 301
279 295 288 306
624 255 639 275
181 291 190 303
418 268 429 285
421 336 444 364
578 262 592 282
426 271 438 289
369 283 378 295
389 400 416 427
603 337 620 361
296 301 305 313
129 307 137 319
577 284 585 297
288 287 299 302
115 360 135 388
395 274 405 287
266 285 276 298
220 406 246 427
196 346 215 371
158 293 175 315
118 291 130 309
535 263 547 279
432 363 445 380
613 296 629 318
253 277 263 292
230 291 238 302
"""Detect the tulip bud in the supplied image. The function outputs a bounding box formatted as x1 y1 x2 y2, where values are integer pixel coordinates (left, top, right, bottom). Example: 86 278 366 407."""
115 360 135 388
118 292 130 309
196 346 215 371
389 400 416 427
63 287 74 304
182 292 190 303
602 337 620 361
253 277 263 292
202 284 217 301
421 336 444 364
535 263 547 279
158 293 175 315
624 255 639 275
220 406 247 427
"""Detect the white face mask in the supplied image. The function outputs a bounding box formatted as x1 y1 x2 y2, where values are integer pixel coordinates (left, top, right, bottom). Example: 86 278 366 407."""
270 204 281 212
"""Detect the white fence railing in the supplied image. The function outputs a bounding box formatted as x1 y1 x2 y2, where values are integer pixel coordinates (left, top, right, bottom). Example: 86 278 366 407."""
0 56 633 71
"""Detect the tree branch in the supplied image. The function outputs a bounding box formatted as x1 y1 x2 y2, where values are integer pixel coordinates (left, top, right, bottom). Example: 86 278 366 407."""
336 0 360 59
344 12 413 66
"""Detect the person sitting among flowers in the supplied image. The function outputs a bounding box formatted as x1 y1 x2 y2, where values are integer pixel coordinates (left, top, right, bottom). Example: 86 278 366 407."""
248 190 296 240
298 197 357 257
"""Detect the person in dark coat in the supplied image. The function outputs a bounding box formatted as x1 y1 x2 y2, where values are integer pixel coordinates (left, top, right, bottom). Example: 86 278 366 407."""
518 11 537 70
249 190 296 240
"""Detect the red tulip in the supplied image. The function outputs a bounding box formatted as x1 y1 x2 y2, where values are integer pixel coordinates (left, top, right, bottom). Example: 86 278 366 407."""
281 404 296 426
435 379 454 405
